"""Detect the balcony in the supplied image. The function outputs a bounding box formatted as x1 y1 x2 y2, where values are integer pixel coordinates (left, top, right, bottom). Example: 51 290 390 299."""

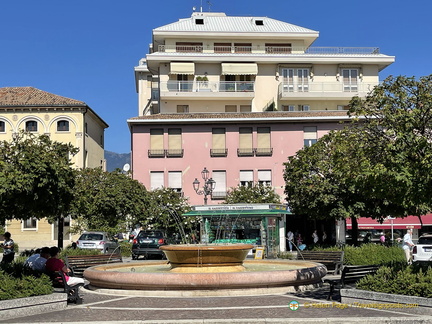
160 81 255 99
166 149 184 158
237 148 254 157
156 45 380 55
255 148 273 157
279 82 379 99
148 149 165 158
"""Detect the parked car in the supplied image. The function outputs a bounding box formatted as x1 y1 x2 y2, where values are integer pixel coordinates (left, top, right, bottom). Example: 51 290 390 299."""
132 230 170 260
76 231 120 254
413 234 432 262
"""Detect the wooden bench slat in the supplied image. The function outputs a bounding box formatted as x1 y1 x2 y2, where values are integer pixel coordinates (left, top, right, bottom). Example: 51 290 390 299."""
66 254 123 278
296 251 344 274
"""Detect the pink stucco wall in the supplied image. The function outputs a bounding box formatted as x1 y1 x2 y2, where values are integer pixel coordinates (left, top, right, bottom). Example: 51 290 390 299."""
131 122 341 205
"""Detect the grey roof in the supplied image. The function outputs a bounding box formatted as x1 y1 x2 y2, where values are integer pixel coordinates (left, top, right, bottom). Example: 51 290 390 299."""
154 13 318 34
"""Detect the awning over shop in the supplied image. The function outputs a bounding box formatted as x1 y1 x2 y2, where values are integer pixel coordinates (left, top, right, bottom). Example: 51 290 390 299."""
221 63 258 75
345 215 432 230
169 62 195 75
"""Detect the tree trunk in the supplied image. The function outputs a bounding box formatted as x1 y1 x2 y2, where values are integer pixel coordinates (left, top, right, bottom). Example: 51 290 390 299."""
351 216 359 246
57 216 64 249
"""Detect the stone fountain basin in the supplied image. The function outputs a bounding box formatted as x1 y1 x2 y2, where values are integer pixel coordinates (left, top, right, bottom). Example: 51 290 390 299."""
160 243 254 268
83 259 327 292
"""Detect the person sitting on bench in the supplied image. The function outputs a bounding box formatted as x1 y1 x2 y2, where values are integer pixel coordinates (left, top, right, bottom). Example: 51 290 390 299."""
45 246 85 286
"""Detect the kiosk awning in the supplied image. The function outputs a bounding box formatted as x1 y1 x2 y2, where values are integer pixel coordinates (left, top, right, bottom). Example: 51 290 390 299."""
184 209 292 217
221 63 258 75
169 62 195 75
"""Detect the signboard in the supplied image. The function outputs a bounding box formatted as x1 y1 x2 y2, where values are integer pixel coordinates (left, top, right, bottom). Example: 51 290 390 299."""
255 246 265 259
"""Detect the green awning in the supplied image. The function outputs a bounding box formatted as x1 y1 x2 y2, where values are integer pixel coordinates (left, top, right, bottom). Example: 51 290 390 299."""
183 209 292 217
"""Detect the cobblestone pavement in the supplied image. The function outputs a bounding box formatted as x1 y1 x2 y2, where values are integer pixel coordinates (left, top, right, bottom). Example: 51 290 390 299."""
2 285 432 324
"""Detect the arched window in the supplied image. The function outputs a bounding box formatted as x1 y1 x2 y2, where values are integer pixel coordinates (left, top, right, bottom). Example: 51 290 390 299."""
57 120 69 132
0 121 5 132
25 120 38 132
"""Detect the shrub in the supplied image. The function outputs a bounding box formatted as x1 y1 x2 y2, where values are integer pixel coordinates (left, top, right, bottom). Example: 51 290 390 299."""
119 241 132 257
357 263 432 298
0 271 53 300
277 252 295 259
312 243 405 266
59 248 101 259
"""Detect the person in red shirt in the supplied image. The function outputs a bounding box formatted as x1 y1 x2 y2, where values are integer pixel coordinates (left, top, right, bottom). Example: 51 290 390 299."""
45 246 85 286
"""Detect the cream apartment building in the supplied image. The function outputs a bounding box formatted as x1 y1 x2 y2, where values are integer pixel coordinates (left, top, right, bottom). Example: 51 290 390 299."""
0 87 108 250
128 12 394 251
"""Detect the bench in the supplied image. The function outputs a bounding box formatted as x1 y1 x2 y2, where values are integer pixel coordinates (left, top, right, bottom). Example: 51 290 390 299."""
296 251 344 274
323 264 379 300
50 271 84 304
65 254 123 278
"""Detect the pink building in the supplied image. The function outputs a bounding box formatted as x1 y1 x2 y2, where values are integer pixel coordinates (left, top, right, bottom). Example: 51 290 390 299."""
128 12 394 207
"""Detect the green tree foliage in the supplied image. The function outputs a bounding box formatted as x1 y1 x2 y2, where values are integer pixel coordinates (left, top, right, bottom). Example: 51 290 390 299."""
224 183 281 204
134 187 195 241
349 74 432 218
0 131 77 225
70 168 149 234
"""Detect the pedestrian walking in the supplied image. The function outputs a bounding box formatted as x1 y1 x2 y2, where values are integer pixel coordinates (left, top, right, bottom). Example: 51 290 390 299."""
402 229 415 265
286 230 294 252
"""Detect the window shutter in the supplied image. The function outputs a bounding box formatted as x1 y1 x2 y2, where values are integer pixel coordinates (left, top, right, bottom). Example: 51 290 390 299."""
239 127 253 149
303 126 317 140
257 127 270 149
150 171 164 190
212 171 226 194
212 128 226 150
240 170 253 182
168 171 182 189
168 128 182 150
258 170 271 182
150 129 164 150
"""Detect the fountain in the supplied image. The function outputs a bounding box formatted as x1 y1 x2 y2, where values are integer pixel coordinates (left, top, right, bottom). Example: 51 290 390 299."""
83 243 327 297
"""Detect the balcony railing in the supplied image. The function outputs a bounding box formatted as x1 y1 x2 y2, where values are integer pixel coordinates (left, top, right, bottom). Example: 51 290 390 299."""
255 148 273 156
237 148 254 157
161 81 255 93
157 45 380 55
148 149 184 158
279 82 379 96
210 148 228 157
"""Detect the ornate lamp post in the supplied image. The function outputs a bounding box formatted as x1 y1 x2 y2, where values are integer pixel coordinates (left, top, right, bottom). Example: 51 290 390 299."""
193 167 216 205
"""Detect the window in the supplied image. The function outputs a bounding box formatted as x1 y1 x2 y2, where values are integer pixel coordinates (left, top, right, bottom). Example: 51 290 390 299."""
167 128 183 157
211 128 227 157
195 18 204 25
177 105 189 113
240 105 251 112
281 68 309 92
342 69 358 92
238 127 253 156
337 105 350 110
256 127 272 156
265 43 291 54
0 121 5 132
176 42 203 53
149 129 165 157
299 105 310 111
282 105 296 111
255 20 264 26
225 105 237 112
150 171 164 190
25 121 37 132
214 42 231 53
258 170 272 186
168 171 182 193
234 43 252 53
304 126 317 147
57 120 69 132
212 170 227 199
240 170 253 187
23 217 37 230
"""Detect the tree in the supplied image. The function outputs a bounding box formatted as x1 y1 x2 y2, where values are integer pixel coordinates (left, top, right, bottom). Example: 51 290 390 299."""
133 187 195 243
284 75 432 244
224 183 281 204
70 168 149 234
0 131 78 247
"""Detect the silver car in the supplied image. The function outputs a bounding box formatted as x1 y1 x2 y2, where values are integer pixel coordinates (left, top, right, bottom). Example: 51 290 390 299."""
76 231 119 254
413 234 432 262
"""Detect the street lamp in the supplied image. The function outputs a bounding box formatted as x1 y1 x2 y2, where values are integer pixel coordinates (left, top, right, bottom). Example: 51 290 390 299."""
193 167 216 205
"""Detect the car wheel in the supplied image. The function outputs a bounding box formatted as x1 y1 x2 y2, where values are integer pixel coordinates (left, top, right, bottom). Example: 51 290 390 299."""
132 254 137 260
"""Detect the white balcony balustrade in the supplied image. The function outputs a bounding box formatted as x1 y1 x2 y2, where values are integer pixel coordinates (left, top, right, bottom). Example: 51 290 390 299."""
161 81 255 93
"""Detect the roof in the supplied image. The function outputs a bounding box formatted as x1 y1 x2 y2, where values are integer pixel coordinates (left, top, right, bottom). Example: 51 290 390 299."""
154 12 318 35
0 87 87 107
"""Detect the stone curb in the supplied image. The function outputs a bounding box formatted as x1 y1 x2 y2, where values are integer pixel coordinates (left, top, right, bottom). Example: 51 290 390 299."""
0 292 67 320
341 288 432 307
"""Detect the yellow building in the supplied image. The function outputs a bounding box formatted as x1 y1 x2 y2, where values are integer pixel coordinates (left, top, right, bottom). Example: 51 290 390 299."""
0 87 109 250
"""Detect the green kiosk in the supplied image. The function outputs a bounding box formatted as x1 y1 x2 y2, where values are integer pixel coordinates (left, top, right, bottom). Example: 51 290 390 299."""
183 204 292 258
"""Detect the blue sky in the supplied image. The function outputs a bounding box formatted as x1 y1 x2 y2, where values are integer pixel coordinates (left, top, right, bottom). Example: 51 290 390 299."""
1 0 431 154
